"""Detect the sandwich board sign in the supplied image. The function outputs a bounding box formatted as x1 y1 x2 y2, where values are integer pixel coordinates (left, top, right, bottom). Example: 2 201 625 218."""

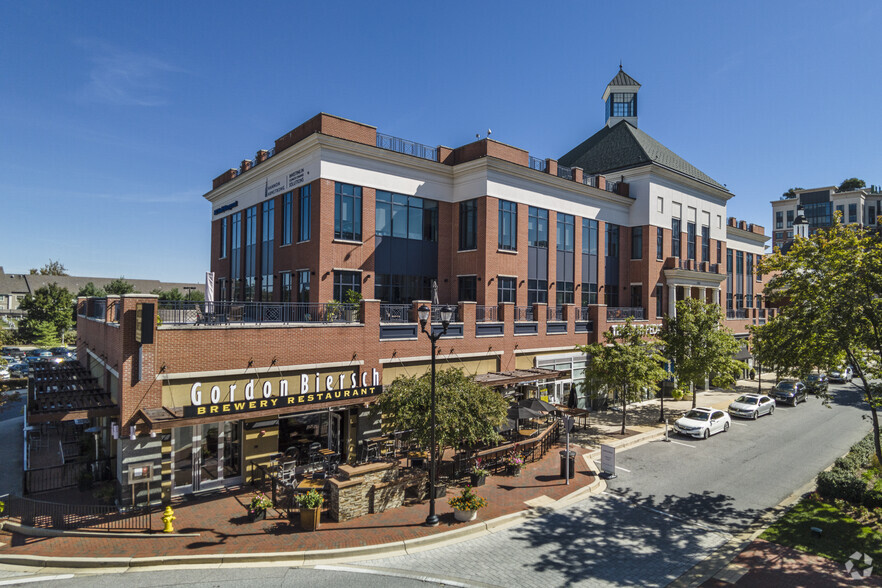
600 444 616 478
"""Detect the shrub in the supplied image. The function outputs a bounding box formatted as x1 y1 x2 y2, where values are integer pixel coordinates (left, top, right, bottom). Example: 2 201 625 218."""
864 489 882 509
817 468 867 504
295 489 323 510
448 486 488 511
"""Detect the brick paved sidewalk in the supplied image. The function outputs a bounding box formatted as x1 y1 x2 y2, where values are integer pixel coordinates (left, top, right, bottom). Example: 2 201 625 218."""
0 443 595 559
701 539 882 587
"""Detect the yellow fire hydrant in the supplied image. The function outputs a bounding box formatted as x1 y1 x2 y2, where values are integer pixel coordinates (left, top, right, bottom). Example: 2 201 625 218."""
161 506 176 533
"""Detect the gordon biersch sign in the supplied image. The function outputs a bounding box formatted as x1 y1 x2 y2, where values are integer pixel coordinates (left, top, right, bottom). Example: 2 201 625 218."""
183 385 382 418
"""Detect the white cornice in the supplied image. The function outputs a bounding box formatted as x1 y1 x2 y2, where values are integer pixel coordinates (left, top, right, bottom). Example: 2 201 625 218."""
662 269 726 286
726 225 770 244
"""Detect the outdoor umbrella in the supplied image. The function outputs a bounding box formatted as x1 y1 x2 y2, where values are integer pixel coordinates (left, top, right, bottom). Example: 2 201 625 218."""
567 387 578 409
496 418 518 433
507 405 544 421
517 398 558 414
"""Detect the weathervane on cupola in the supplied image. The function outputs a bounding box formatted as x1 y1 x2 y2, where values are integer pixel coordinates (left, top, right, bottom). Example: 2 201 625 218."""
603 64 641 128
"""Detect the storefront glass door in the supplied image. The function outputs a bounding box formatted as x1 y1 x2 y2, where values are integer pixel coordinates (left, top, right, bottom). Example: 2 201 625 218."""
328 412 341 453
172 422 242 495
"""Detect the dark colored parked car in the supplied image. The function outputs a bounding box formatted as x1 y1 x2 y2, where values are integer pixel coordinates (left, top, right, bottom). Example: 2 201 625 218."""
770 380 807 406
804 373 828 394
1 347 24 360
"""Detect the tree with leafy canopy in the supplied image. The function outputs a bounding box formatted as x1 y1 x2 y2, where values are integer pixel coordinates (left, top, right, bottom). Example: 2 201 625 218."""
781 187 803 200
29 260 68 276
750 311 835 389
758 210 882 463
103 278 135 295
77 282 104 297
837 178 866 192
151 287 203 301
659 298 745 409
17 283 73 342
579 318 668 435
378 367 508 483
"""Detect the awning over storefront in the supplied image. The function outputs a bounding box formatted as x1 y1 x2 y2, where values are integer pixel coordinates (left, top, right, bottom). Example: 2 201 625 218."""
27 362 117 424
473 368 568 388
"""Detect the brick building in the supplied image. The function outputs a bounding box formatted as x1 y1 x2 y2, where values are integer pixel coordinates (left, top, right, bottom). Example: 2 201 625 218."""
53 68 771 502
770 186 882 250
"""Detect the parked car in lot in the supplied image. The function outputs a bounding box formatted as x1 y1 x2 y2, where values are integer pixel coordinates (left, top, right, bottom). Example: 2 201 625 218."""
1 347 24 360
770 380 807 405
0 366 9 380
24 350 53 364
804 373 829 394
674 407 731 439
8 363 29 378
829 367 853 383
728 394 776 419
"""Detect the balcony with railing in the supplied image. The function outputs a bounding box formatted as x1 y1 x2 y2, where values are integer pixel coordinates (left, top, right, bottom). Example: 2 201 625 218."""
556 165 572 180
606 307 645 322
514 306 535 322
157 301 361 326
376 133 438 162
528 156 547 172
379 304 412 323
476 305 498 322
547 306 564 321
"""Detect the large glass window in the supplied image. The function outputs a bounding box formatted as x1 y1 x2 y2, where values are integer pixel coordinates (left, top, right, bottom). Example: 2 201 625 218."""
736 251 744 308
746 253 753 306
726 248 733 310
297 270 310 303
756 255 762 282
231 212 241 301
557 213 575 252
583 219 598 254
528 207 549 248
458 276 476 302
687 222 696 260
836 205 845 223
459 200 477 250
581 283 597 306
605 223 619 257
299 185 311 242
717 241 722 264
609 92 636 117
498 200 517 251
220 216 228 259
244 206 257 301
631 226 643 260
261 200 274 301
528 279 547 305
656 284 664 318
376 191 438 241
775 211 783 230
374 275 432 304
671 218 681 258
786 210 794 227
556 281 574 305
849 203 858 223
701 225 710 263
334 182 362 241
333 271 360 301
282 192 293 246
498 276 516 303
280 272 292 302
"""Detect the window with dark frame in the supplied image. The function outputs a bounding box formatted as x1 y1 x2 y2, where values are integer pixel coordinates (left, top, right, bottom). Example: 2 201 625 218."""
334 182 362 241
631 226 643 260
701 225 710 262
583 219 598 254
687 222 696 260
656 226 663 260
280 272 292 302
775 211 783 229
376 191 438 242
556 281 574 306
527 279 547 305
528 207 548 248
458 275 477 302
231 212 241 301
605 223 619 257
717 240 722 264
297 270 310 303
261 200 274 301
498 200 517 251
459 199 478 250
581 282 597 306
655 284 663 318
299 185 311 242
244 205 257 301
671 218 681 258
282 191 293 246
497 276 516 304
786 209 794 228
849 203 858 223
333 270 360 302
220 216 228 259
557 213 575 252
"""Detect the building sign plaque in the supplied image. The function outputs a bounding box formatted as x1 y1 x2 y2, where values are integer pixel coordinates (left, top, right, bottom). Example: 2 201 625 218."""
183 385 382 418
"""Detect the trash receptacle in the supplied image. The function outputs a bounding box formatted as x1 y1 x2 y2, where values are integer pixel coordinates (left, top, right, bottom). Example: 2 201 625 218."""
560 450 576 479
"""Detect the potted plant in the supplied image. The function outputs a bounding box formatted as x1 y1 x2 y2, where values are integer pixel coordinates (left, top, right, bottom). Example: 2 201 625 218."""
296 489 324 531
503 447 525 476
449 485 488 522
248 491 273 521
469 459 490 487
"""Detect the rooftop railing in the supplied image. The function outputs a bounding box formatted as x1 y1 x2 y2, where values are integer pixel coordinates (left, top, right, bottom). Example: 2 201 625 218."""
556 165 572 180
380 304 412 323
605 181 619 194
528 157 547 172
582 174 597 188
157 301 360 326
376 133 438 162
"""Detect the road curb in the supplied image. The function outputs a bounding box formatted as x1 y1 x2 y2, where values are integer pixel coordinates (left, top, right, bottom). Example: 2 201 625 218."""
0 521 200 539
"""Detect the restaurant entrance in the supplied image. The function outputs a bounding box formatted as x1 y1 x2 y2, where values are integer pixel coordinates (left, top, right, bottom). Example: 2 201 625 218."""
171 421 242 495
278 409 345 468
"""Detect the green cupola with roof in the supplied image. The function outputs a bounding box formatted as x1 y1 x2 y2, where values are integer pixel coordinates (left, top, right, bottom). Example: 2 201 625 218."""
603 65 641 128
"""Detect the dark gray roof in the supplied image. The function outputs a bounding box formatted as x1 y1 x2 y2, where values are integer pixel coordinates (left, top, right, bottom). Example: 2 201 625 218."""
558 120 727 191
608 68 640 88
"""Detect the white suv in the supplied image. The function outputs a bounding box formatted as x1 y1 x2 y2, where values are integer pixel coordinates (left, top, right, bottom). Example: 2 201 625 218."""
829 367 853 383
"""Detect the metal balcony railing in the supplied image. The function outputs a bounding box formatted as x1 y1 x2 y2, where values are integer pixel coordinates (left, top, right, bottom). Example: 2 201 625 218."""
514 306 534 321
476 306 498 322
547 306 564 321
431 305 459 323
577 307 591 321
605 181 619 194
380 304 411 323
157 301 360 326
556 165 572 180
582 174 597 188
606 307 645 321
528 156 547 172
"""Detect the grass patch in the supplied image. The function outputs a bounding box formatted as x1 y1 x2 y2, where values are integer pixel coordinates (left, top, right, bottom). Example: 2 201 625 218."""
761 498 882 571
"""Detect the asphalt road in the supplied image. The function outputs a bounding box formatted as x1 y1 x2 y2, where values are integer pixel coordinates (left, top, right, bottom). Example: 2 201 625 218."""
1 382 874 587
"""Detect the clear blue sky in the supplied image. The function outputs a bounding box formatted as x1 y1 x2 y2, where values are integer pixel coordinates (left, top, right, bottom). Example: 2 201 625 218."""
2 1 880 282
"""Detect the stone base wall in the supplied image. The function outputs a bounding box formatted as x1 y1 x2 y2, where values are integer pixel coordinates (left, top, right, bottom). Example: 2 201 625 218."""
329 461 425 522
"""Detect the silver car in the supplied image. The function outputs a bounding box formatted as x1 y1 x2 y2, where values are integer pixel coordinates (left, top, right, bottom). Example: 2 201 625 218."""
728 393 775 419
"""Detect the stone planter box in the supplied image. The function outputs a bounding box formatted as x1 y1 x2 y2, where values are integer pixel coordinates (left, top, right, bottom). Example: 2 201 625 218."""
454 508 477 522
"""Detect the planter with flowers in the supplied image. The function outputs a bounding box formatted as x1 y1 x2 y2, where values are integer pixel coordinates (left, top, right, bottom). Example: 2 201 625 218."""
248 492 273 521
449 485 488 522
503 448 526 476
470 459 490 487
296 489 324 531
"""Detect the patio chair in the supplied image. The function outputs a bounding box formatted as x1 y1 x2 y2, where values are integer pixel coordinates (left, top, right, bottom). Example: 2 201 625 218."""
307 442 323 471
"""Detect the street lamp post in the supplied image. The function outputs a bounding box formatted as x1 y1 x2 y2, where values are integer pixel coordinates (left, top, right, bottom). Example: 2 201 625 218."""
418 303 453 527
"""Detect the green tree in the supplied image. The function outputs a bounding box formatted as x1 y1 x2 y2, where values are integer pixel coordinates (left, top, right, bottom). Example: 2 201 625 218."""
19 319 59 347
579 318 668 434
152 287 184 301
103 278 135 295
378 367 508 480
77 282 104 297
660 298 745 409
759 212 882 463
781 187 803 199
837 178 866 192
29 259 68 276
17 282 73 342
